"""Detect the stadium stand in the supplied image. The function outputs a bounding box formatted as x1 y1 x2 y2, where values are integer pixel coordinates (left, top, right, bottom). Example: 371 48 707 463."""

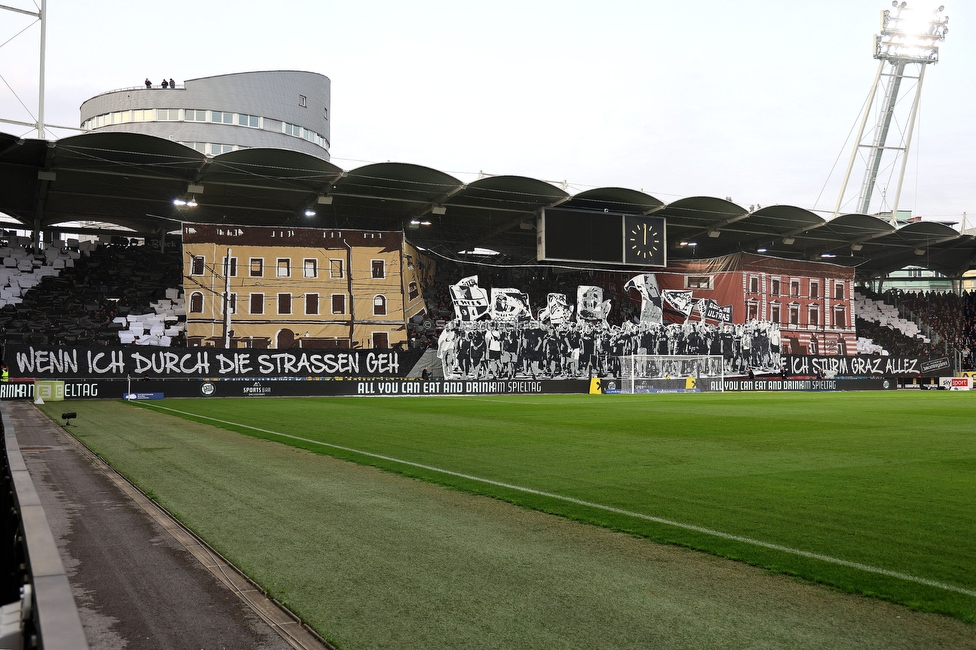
886 289 976 370
0 237 185 358
852 288 976 367
854 290 932 357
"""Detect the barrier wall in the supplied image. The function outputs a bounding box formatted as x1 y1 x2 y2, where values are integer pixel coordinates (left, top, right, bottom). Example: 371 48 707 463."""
1 406 90 649
1 378 591 400
0 375 915 400
722 378 896 392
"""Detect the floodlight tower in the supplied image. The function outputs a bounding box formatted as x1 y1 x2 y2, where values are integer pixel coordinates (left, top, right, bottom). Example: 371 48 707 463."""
832 2 948 223
0 0 47 138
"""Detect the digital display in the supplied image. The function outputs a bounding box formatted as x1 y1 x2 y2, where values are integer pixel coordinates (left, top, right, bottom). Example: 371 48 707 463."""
538 209 666 267
540 211 622 263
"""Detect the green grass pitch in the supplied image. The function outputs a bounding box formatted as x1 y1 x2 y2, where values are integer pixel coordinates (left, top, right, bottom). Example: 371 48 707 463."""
111 390 976 623
38 390 976 637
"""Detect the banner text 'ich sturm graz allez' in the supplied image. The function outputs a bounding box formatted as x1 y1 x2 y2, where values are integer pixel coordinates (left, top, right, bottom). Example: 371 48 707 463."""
784 355 949 377
7 346 405 379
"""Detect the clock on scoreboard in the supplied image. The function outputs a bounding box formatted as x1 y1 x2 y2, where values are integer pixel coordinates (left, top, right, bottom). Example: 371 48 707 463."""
537 209 666 267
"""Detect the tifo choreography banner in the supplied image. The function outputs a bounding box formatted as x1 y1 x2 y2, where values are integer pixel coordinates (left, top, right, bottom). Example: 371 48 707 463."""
4 345 411 379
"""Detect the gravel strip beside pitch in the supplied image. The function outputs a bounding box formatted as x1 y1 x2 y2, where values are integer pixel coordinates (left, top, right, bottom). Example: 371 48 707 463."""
39 401 976 650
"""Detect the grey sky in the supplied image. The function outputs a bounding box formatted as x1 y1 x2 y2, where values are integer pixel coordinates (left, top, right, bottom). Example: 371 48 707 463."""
1 1 972 223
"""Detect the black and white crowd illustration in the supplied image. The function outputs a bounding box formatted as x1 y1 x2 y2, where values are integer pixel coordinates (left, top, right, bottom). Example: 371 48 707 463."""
436 274 783 380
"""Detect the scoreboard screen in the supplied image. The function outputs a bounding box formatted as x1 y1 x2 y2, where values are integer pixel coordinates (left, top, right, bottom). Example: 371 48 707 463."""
537 209 666 267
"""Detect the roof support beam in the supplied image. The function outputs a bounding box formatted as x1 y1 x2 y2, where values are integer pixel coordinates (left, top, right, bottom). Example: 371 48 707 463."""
412 183 467 219
682 209 751 242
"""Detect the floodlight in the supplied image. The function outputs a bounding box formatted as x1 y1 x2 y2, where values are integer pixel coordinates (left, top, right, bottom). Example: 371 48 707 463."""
317 194 333 205
431 205 447 215
915 248 926 255
304 209 316 217
875 3 948 64
782 237 795 245
851 243 863 251
707 230 721 238
186 196 198 207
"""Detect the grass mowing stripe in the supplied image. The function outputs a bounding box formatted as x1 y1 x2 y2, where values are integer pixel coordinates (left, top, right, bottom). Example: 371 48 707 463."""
140 401 976 600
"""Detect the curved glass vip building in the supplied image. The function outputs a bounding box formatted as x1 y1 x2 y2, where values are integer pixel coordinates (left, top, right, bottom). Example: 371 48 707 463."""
79 70 330 160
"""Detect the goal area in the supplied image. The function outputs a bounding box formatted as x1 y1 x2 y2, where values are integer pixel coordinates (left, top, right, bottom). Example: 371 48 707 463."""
616 355 725 393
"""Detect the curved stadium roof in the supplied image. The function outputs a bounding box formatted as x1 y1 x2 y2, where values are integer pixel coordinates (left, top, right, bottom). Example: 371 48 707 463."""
1 130 974 281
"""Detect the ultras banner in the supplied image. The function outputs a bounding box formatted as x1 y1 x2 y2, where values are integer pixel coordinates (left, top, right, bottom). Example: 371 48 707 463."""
785 355 949 377
4 345 419 379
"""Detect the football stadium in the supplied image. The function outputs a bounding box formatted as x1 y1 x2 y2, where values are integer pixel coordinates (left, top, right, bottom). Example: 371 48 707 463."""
2 3 976 649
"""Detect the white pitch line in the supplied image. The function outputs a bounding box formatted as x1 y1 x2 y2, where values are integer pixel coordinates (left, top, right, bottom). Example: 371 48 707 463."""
139 402 976 599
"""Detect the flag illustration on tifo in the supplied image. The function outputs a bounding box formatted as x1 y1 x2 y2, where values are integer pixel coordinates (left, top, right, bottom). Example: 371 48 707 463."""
449 276 490 321
538 293 574 324
623 273 663 325
662 289 695 320
490 288 532 321
576 286 611 324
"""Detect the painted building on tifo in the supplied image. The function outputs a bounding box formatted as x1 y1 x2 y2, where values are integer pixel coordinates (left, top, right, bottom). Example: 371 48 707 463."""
181 224 429 349
596 253 857 356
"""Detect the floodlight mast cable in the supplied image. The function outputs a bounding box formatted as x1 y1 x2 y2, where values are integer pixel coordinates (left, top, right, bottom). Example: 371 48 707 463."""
831 2 948 224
